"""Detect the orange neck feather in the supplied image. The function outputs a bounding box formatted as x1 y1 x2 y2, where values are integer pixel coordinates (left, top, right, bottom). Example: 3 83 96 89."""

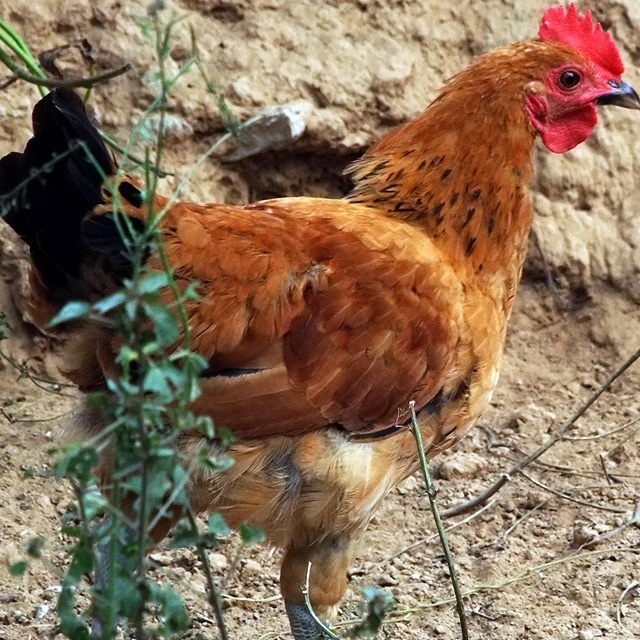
346 42 558 277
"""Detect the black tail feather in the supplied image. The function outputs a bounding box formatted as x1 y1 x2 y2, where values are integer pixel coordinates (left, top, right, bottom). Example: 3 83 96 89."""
0 89 114 292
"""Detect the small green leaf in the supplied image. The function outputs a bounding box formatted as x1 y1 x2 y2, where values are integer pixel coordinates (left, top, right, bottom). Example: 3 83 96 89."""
139 271 170 295
197 416 215 439
26 537 44 558
115 575 143 619
143 366 172 398
200 451 235 474
48 301 91 327
9 560 27 576
68 544 93 580
117 345 140 365
93 290 127 314
169 527 200 549
151 583 190 634
208 513 231 538
145 302 180 345
121 475 142 494
239 522 265 546
55 444 98 483
154 447 177 459
61 525 82 538
183 281 200 301
351 586 395 637
124 298 139 320
58 582 91 639
83 489 107 520
217 427 235 448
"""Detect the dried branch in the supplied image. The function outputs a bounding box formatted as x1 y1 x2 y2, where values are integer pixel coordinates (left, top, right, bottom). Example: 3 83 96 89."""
442 345 640 518
498 498 551 547
574 501 640 552
303 562 341 640
616 580 640 625
186 507 229 640
562 415 640 441
385 546 640 619
519 470 628 514
0 54 131 89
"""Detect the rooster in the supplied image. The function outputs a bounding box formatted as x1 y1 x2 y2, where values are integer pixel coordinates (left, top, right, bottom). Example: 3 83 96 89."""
1 4 638 639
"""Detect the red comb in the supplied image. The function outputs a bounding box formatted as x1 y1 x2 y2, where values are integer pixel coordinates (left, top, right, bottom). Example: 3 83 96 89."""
539 3 624 77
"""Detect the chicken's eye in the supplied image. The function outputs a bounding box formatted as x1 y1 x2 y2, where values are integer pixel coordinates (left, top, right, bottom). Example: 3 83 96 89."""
558 70 582 90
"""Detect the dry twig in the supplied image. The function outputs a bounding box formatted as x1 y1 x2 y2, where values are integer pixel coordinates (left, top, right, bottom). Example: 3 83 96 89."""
498 498 551 547
442 345 640 518
519 470 628 514
616 580 640 625
574 501 640 552
303 562 340 640
383 494 500 563
1 57 131 89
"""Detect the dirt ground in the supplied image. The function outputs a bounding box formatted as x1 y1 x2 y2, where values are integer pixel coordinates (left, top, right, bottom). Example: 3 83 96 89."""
1 1 640 639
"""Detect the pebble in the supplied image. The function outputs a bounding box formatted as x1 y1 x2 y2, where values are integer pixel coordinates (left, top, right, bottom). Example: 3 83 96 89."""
209 552 229 571
396 475 418 495
13 609 27 623
437 452 488 480
241 559 263 577
35 603 49 619
377 572 397 587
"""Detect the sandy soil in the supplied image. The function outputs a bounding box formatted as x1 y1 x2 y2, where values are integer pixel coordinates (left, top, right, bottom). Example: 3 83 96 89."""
1 1 640 639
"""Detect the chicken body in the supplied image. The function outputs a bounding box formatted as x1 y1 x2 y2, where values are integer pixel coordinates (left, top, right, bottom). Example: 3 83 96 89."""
2 6 638 638
66 190 506 624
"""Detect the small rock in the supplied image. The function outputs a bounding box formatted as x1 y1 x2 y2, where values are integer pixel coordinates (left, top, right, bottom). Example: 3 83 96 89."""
569 520 598 549
437 452 488 480
36 494 53 511
35 603 49 619
13 609 27 623
0 591 20 604
241 559 263 577
149 552 173 566
209 552 229 571
143 113 193 142
396 475 418 495
377 572 397 587
221 101 313 161
230 76 265 104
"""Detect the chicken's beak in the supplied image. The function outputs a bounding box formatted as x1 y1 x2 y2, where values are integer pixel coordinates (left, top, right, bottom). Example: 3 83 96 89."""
597 80 640 110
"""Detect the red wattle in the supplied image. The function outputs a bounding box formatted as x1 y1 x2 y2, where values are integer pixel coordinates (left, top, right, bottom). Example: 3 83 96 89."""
538 103 598 153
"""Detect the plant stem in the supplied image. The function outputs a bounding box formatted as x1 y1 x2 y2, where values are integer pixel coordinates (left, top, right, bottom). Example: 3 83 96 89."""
303 562 341 640
104 481 122 640
0 54 131 88
409 401 469 640
186 507 229 640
